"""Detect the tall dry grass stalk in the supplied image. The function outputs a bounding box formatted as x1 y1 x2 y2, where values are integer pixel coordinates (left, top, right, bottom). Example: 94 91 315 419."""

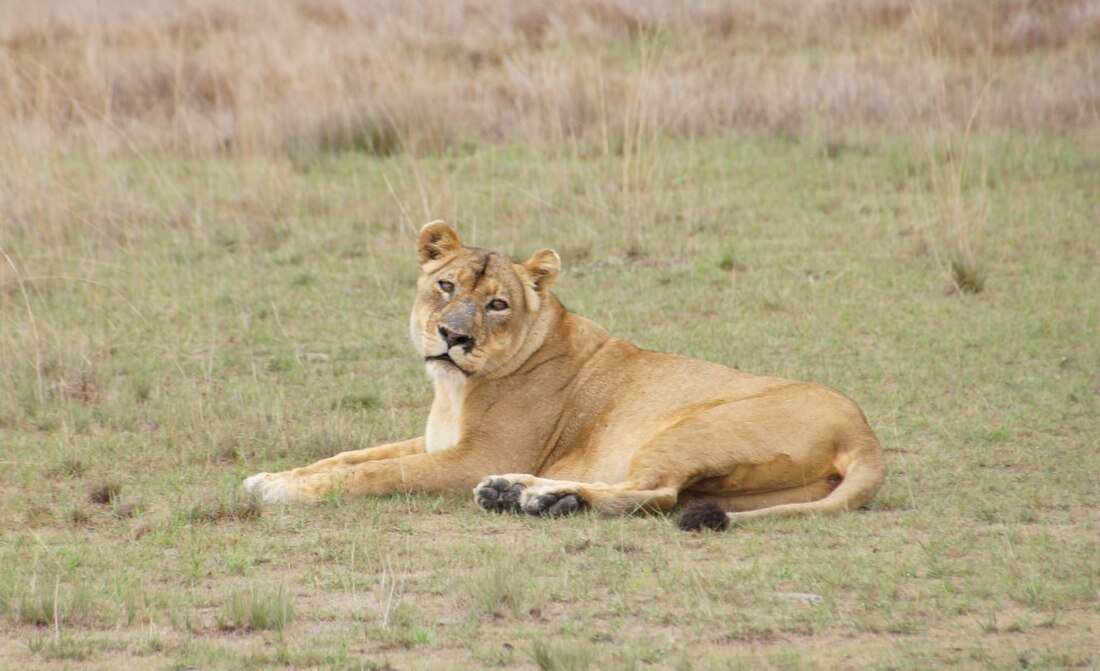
909 0 1001 294
0 0 1096 158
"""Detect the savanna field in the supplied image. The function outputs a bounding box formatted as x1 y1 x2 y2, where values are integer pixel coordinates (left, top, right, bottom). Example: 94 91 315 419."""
1 1 1098 669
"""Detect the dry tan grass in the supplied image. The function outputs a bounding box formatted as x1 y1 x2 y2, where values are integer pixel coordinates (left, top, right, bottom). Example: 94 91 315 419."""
1 0 1097 157
2 5 1098 669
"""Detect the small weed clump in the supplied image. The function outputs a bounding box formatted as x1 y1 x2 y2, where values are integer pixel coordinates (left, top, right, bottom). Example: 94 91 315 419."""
467 554 529 619
25 635 95 661
949 256 986 295
717 250 745 273
183 494 262 524
530 639 595 671
88 481 122 505
64 505 92 527
336 391 380 411
220 586 295 632
6 578 96 628
48 456 87 479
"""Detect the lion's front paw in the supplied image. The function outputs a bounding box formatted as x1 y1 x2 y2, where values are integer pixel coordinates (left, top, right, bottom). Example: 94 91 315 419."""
474 477 527 513
241 472 273 496
520 488 583 517
241 471 318 503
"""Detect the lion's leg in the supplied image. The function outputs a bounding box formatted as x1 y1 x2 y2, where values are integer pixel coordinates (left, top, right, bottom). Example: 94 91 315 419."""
474 473 679 517
640 389 884 525
525 480 679 516
481 388 855 519
683 480 838 512
244 447 529 503
289 437 426 474
242 437 427 500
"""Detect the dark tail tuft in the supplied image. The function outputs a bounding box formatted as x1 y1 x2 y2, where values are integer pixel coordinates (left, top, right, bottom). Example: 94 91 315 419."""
678 500 730 532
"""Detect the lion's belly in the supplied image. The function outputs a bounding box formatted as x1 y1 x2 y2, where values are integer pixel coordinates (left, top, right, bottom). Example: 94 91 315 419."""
534 394 741 485
536 392 697 484
536 349 846 488
537 442 635 483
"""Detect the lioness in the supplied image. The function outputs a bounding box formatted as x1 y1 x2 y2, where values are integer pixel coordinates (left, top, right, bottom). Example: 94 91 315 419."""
243 221 885 529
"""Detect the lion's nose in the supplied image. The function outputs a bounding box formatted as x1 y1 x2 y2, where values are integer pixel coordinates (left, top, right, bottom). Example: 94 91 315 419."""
438 325 473 352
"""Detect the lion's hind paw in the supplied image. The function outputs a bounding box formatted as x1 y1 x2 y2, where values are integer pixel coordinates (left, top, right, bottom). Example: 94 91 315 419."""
474 477 526 513
521 489 583 517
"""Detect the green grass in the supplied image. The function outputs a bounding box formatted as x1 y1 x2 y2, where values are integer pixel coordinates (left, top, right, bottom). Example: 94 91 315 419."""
1 134 1098 669
219 586 295 632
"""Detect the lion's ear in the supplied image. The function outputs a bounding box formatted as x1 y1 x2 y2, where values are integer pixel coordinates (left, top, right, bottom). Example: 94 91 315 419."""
417 220 462 268
522 248 561 295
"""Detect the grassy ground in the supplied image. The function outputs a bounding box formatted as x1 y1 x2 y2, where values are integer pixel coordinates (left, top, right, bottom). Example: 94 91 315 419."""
2 134 1098 669
2 1 1099 668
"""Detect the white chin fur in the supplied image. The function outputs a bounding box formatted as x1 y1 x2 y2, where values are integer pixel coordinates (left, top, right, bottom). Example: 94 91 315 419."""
426 359 466 381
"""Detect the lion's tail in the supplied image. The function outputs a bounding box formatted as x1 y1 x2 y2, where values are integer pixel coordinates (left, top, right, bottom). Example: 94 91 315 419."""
679 437 886 532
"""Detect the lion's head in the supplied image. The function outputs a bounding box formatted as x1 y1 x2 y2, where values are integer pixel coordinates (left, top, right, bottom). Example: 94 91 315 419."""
409 221 561 380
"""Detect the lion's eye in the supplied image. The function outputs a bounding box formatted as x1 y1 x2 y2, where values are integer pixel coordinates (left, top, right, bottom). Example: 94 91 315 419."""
438 280 454 293
487 298 509 311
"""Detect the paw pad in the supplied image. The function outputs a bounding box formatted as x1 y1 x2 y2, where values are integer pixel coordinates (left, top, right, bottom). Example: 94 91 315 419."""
522 491 582 517
475 477 526 513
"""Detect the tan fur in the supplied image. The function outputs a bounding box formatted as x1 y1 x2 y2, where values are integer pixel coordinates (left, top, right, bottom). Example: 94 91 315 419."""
242 221 886 525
